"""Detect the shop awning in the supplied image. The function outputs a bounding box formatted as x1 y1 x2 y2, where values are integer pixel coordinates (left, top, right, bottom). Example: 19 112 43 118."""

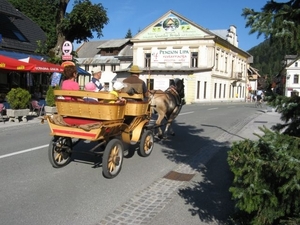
77 66 91 76
0 55 36 71
19 57 64 73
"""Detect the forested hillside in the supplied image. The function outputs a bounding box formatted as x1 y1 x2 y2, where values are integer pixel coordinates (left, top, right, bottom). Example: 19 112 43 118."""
248 39 297 77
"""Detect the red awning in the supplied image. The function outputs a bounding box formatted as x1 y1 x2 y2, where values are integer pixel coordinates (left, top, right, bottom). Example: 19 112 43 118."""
0 55 36 71
19 57 64 73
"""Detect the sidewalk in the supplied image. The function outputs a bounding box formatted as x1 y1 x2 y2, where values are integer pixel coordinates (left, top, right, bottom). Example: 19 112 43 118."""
0 114 43 129
149 109 283 225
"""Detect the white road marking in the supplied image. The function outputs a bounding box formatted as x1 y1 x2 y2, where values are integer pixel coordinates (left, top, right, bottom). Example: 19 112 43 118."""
208 108 218 110
1 112 195 160
0 144 48 159
179 111 194 116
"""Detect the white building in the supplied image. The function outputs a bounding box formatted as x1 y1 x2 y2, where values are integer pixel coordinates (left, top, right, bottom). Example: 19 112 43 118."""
77 10 253 103
284 55 300 97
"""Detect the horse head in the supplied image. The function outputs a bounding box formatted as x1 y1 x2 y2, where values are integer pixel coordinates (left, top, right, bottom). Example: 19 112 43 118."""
174 78 185 99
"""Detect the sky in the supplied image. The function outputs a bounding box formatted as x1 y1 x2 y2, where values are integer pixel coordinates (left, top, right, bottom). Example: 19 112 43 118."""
68 0 267 51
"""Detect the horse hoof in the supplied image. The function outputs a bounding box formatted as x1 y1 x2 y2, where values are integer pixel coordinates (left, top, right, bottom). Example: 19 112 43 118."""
170 132 175 136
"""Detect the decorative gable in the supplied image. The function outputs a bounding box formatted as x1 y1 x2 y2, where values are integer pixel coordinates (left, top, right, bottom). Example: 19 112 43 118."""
135 11 211 40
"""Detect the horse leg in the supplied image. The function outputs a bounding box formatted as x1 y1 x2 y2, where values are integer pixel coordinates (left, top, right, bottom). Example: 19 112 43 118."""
155 113 165 139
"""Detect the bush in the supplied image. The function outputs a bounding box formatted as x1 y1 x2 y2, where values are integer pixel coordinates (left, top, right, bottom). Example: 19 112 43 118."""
46 85 59 106
228 127 300 225
6 88 31 109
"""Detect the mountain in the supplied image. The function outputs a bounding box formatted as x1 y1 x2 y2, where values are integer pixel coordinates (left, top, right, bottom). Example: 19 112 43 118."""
248 39 296 77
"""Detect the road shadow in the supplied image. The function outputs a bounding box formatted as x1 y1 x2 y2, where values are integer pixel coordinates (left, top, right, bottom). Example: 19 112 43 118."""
157 120 235 224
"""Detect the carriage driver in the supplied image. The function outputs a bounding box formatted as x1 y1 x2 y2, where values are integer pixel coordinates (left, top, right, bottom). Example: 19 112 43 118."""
123 65 148 99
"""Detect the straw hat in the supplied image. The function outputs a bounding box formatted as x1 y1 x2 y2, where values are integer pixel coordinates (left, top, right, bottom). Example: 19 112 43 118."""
128 65 142 74
113 81 125 91
61 61 75 67
84 82 97 91
93 68 102 74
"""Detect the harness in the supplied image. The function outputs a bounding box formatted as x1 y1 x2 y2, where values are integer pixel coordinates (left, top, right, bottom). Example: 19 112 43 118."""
165 85 182 106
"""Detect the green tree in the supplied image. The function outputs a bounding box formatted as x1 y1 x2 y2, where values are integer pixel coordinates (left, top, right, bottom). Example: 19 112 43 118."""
242 0 300 54
8 0 109 60
125 29 132 38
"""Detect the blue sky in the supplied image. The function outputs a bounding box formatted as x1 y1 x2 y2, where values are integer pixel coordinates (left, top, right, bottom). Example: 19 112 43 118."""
68 0 267 51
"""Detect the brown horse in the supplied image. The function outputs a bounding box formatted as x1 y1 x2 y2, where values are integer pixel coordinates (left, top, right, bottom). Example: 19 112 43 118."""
149 78 185 139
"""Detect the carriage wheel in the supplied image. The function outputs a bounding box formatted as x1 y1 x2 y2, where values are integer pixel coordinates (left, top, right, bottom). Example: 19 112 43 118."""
138 130 154 157
102 139 124 179
48 136 72 168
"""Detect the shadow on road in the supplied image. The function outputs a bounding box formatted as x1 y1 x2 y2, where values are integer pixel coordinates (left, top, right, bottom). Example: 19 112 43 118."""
157 120 235 224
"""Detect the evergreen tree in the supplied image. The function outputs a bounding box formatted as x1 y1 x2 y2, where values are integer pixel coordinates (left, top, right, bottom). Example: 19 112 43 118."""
243 0 300 54
125 29 132 38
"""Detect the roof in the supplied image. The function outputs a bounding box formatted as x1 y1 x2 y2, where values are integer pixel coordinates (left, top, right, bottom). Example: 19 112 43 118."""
0 0 22 18
0 0 46 54
76 39 132 58
77 56 120 65
210 29 228 40
97 39 130 48
76 40 106 58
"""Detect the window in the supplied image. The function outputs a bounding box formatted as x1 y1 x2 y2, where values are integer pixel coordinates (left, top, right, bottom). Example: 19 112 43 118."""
101 65 105 71
215 54 219 70
219 83 222 98
191 52 198 68
85 65 89 71
294 74 299 84
225 56 228 72
214 83 217 98
145 53 151 68
111 65 116 71
12 30 27 42
223 84 226 98
295 62 298 67
204 81 207 99
197 81 200 99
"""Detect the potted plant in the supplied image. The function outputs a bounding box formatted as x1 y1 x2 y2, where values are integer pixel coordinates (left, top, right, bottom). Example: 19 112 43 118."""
44 85 59 115
6 87 31 122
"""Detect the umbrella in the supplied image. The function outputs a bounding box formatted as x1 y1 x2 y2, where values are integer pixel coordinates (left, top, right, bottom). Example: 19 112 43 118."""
0 55 36 71
19 57 64 73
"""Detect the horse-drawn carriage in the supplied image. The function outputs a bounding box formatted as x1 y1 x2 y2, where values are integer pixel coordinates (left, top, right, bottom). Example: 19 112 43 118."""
44 78 185 179
44 90 154 179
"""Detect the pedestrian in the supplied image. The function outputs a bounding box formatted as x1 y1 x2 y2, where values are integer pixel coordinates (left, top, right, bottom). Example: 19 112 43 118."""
123 65 148 99
91 69 103 91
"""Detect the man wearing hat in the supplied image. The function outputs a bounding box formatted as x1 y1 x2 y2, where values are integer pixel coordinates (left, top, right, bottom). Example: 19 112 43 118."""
123 65 148 98
92 68 103 91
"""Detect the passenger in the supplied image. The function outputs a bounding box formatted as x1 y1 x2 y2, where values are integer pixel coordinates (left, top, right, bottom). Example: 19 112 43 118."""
83 82 98 102
123 65 148 99
91 69 103 91
109 81 125 103
61 65 80 91
61 65 80 100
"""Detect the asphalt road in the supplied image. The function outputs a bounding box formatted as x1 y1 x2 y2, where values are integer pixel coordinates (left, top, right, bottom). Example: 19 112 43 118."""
0 102 261 225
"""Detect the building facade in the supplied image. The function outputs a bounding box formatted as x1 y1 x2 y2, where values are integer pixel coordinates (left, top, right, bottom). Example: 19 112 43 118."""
76 10 254 103
284 55 300 97
115 10 252 104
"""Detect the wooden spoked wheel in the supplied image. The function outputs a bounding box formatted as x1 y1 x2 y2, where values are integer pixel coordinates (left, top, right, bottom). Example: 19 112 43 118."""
138 130 154 157
102 139 124 179
48 136 72 168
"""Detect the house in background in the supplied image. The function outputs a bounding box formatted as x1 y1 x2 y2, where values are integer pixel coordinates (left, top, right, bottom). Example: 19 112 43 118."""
283 55 300 97
120 10 252 104
0 0 48 97
76 39 132 90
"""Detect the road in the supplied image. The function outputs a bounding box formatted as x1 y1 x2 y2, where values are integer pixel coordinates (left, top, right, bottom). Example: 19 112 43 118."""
0 102 261 225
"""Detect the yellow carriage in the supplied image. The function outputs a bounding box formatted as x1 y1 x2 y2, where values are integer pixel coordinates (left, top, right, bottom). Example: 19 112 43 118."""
45 90 154 178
